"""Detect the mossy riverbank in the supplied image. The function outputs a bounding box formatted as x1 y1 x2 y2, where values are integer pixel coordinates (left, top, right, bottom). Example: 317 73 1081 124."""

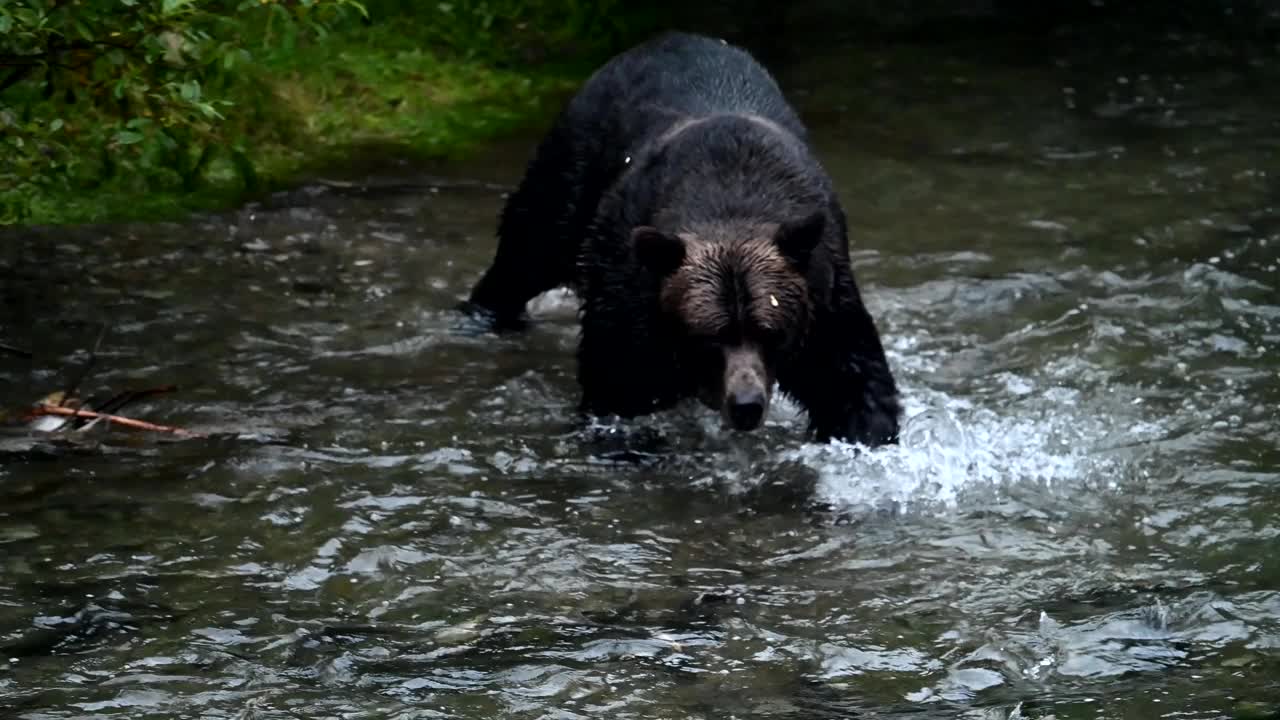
3 2 661 226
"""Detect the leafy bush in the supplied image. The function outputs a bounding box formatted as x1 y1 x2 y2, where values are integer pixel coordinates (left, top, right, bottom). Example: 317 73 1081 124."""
0 0 655 224
358 0 639 62
0 0 366 223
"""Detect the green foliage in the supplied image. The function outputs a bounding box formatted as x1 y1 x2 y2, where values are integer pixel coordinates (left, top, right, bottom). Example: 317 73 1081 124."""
1 0 655 225
358 0 642 63
1 0 362 223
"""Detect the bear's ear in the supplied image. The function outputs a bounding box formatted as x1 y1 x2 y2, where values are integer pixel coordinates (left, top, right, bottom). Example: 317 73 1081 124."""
632 226 686 278
774 210 826 269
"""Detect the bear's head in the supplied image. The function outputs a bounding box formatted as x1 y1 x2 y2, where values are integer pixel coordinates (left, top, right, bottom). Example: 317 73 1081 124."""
631 210 825 432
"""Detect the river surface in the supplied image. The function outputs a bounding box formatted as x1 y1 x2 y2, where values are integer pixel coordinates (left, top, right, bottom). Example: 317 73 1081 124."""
3 4 1280 719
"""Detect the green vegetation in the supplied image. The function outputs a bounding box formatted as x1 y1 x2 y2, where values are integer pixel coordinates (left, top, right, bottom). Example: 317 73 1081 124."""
0 0 658 225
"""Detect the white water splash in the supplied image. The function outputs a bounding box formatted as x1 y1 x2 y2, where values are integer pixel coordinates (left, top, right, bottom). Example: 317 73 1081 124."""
778 360 1155 516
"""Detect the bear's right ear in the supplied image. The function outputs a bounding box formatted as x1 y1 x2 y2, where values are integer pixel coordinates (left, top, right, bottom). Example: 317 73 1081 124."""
632 226 686 278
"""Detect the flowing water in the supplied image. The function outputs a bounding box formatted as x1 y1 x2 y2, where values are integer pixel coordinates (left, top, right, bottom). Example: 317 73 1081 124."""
3 4 1280 718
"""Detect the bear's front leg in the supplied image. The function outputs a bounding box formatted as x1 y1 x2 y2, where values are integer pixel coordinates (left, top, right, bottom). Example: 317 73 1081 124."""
575 308 684 421
779 305 901 447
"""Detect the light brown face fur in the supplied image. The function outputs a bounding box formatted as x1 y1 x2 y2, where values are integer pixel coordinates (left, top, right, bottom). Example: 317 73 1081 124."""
658 224 812 431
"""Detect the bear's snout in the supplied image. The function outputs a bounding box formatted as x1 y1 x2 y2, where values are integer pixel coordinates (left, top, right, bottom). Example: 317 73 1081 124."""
722 345 770 432
727 387 766 430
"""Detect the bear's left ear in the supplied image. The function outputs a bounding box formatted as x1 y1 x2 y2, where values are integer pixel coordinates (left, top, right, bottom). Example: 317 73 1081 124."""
774 210 826 269
632 226 686 278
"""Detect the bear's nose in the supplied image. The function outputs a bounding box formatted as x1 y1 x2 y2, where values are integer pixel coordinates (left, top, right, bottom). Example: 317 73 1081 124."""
727 390 766 431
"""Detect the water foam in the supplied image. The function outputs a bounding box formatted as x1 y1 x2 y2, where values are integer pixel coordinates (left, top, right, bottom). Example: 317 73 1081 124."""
776 357 1155 518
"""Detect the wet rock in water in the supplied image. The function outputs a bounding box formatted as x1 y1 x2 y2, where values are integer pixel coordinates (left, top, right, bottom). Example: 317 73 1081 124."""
1233 701 1280 720
433 616 485 645
1220 652 1258 668
291 278 331 295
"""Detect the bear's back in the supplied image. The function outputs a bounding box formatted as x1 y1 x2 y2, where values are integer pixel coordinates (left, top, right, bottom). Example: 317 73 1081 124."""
565 32 806 154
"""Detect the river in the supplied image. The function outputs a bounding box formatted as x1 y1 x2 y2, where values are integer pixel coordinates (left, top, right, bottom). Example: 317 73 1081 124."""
2 3 1279 718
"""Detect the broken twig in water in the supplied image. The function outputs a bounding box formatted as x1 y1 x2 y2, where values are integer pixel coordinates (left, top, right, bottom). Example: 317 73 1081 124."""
76 385 180 433
92 385 180 416
45 323 110 432
61 323 109 407
28 404 207 438
0 342 33 359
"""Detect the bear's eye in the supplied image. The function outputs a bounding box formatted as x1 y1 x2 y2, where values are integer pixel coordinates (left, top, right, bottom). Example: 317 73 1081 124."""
682 320 730 347
698 332 727 350
685 334 724 367
748 321 784 348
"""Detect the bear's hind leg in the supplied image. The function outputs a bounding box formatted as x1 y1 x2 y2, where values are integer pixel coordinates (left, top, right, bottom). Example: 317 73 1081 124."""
462 192 572 329
462 131 583 330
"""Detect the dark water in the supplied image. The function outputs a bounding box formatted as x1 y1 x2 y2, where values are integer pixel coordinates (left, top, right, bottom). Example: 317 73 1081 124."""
3 5 1280 718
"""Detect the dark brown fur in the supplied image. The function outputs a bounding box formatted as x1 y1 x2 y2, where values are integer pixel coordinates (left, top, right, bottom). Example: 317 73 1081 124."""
461 32 902 445
655 222 812 428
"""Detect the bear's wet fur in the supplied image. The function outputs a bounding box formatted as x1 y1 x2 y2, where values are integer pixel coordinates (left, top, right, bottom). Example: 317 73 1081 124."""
462 31 901 446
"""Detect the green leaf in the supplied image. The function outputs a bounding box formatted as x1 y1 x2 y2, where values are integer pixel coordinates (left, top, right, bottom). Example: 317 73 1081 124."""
156 129 179 152
195 101 224 120
12 9 38 28
180 80 200 102
115 129 144 145
162 0 195 15
50 118 63 131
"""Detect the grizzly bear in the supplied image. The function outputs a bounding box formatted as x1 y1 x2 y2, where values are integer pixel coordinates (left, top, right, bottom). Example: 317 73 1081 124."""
460 31 901 446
